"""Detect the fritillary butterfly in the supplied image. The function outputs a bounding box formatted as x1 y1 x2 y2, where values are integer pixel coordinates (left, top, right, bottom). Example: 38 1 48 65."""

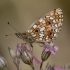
15 8 63 43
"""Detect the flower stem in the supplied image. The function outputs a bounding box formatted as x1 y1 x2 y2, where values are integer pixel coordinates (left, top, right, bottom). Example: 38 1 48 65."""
40 61 43 70
31 64 35 70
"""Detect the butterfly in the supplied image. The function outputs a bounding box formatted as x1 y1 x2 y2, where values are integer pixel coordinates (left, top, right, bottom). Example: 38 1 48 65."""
8 8 63 44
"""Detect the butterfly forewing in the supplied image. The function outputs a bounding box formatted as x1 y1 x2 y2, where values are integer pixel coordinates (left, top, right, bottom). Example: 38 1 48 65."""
26 8 63 42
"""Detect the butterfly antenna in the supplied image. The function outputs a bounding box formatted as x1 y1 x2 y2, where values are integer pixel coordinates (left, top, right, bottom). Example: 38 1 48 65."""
7 22 19 32
5 33 15 36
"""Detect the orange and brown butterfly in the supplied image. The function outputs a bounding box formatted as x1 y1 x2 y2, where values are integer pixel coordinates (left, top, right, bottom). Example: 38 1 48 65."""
7 8 63 44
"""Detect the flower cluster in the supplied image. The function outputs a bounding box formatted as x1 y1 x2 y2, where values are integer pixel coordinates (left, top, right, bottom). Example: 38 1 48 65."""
7 42 60 70
8 43 41 70
0 41 66 70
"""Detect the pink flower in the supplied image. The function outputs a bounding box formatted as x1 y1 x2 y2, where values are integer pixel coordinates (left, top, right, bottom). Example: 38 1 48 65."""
41 42 58 62
44 42 58 55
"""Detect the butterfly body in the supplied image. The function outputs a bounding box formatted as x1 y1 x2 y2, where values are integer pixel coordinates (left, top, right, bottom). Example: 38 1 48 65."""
15 32 35 43
15 8 63 43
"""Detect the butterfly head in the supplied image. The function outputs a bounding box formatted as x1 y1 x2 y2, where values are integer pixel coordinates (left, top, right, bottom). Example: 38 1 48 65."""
15 33 23 39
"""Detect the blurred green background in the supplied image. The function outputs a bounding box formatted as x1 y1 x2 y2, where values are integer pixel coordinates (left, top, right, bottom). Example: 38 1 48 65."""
0 0 70 70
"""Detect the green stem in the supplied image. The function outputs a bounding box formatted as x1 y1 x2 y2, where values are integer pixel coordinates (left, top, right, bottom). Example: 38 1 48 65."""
30 64 35 70
40 61 44 70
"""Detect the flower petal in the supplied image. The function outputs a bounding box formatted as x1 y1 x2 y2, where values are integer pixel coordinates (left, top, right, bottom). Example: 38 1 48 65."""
21 43 33 53
16 44 22 58
54 46 58 51
33 56 41 64
17 44 22 52
45 48 49 52
44 42 49 48
44 42 53 49
50 42 54 46
50 50 55 55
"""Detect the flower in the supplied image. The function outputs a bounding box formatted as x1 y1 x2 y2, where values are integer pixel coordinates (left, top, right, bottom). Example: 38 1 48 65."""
16 43 41 65
44 42 58 55
0 55 8 70
45 63 65 70
45 63 55 70
35 63 65 70
19 43 41 70
8 43 41 70
41 49 51 62
19 45 33 65
41 42 58 62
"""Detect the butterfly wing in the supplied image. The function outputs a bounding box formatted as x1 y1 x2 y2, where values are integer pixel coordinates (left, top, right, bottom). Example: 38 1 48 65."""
26 8 63 42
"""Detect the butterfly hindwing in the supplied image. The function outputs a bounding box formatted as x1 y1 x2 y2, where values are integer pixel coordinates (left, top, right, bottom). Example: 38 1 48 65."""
26 8 63 42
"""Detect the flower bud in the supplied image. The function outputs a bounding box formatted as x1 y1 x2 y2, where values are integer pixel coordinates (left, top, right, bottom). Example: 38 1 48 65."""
8 47 20 70
20 47 33 65
41 49 51 61
45 64 55 70
20 47 35 70
8 47 16 60
0 55 8 70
